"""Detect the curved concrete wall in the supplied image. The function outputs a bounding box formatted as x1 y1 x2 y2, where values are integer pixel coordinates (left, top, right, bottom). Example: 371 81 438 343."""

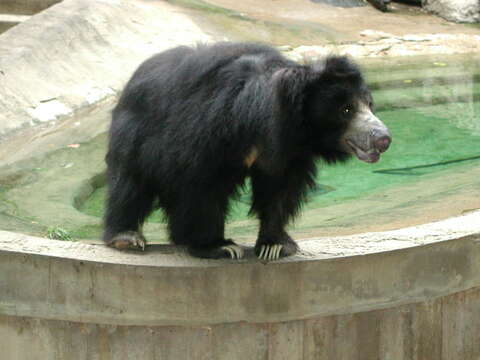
1 212 480 358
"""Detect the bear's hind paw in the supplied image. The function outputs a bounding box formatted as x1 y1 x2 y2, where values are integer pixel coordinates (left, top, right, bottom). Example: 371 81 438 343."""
107 231 146 251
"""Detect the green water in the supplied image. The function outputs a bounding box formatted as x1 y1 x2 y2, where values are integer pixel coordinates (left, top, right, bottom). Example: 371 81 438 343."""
81 86 480 223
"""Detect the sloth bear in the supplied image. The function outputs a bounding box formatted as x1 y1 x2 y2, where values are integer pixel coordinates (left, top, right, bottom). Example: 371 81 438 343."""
103 42 391 260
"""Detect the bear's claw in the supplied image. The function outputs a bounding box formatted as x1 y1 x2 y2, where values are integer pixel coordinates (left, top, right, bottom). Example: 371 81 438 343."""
221 244 244 259
258 244 284 261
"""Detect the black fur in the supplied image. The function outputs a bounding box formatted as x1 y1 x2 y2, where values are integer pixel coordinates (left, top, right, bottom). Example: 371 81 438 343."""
103 42 372 259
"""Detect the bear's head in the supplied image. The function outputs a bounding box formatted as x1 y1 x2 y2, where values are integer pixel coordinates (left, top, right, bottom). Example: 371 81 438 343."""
275 56 392 164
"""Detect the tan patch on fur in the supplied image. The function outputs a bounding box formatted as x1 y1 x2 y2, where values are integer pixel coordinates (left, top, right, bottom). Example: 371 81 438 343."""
244 146 259 168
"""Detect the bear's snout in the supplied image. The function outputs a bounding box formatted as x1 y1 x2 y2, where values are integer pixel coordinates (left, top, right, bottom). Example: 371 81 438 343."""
343 105 392 164
374 134 391 153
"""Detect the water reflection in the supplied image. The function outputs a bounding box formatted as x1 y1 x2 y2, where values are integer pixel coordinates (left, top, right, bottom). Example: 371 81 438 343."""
420 71 479 135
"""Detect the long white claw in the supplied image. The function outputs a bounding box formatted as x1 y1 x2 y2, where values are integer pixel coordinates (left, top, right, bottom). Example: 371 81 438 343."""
236 246 244 259
269 245 275 260
258 244 284 261
259 245 266 259
221 245 244 259
275 245 283 259
133 234 146 251
274 245 280 260
272 245 280 260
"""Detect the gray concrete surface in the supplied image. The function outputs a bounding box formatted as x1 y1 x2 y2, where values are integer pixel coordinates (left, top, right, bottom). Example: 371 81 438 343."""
1 211 480 326
2 288 480 359
0 0 210 138
1 212 480 359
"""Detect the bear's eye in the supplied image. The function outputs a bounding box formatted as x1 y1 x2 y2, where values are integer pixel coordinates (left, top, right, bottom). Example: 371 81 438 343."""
341 105 353 115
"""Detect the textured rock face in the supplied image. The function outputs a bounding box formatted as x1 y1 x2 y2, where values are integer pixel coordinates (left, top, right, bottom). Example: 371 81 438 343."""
422 0 480 23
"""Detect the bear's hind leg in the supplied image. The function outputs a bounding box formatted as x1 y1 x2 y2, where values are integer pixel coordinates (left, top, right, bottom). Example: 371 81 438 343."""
166 189 244 260
103 173 155 251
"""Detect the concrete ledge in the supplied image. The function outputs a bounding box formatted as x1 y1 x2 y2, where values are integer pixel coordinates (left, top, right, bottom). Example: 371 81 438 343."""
1 211 479 326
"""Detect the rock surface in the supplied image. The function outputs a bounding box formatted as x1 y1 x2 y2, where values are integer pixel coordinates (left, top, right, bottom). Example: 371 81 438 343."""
283 31 480 60
422 0 480 23
0 0 210 139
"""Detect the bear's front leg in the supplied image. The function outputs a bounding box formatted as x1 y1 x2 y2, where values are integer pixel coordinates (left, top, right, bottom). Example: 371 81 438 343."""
250 158 317 261
255 230 299 261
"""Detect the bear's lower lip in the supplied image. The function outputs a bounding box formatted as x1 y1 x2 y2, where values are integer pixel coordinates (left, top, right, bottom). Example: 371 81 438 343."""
346 140 380 163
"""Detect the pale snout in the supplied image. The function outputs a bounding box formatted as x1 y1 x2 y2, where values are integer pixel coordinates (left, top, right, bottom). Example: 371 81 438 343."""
371 128 392 154
343 104 392 164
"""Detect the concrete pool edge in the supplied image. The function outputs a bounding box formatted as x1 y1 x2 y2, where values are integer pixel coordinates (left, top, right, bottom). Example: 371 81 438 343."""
1 210 479 326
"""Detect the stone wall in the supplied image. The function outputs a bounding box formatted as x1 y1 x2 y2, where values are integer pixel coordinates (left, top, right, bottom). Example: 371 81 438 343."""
1 211 480 359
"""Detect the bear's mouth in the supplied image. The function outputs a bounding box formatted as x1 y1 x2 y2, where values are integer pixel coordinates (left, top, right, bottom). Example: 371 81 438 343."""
345 139 380 163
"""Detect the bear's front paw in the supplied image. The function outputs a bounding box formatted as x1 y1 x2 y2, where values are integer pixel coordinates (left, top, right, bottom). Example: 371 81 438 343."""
107 231 146 251
255 235 298 261
257 244 284 261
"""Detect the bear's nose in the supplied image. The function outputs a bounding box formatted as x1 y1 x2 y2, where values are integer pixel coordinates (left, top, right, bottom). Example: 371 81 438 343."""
375 135 391 153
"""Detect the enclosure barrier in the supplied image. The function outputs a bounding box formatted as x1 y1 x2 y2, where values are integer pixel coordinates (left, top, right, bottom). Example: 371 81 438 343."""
1 211 480 359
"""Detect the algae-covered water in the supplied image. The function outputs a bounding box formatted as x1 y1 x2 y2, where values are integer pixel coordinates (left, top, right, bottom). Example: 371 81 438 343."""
81 68 480 222
80 103 480 222
1 57 479 242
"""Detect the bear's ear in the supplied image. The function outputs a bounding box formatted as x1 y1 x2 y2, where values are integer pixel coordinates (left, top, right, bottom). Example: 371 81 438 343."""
315 55 363 84
272 66 317 115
